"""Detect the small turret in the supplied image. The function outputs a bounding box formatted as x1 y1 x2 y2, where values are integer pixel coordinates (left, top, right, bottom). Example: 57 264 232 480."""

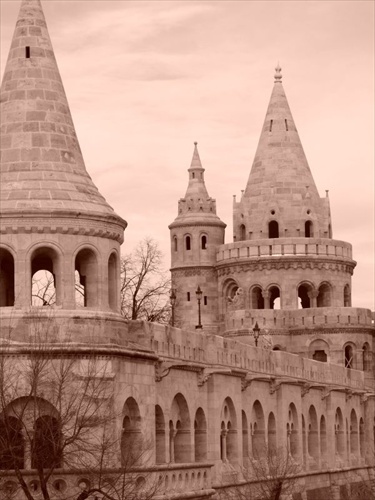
169 143 226 332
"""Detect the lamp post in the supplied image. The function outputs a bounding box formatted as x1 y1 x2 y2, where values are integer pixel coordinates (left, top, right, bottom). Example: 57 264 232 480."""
195 286 203 329
253 321 260 347
170 289 176 327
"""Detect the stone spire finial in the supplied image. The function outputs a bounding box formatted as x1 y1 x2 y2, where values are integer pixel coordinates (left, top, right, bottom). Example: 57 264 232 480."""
190 141 203 169
274 63 282 82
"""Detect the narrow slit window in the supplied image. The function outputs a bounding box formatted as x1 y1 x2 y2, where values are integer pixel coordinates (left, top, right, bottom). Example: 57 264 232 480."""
186 236 191 251
187 292 190 302
269 119 273 132
204 296 207 306
25 46 30 58
285 119 288 131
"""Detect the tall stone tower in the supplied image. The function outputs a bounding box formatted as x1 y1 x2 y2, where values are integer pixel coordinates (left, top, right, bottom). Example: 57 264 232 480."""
215 66 373 371
169 143 225 332
0 0 127 340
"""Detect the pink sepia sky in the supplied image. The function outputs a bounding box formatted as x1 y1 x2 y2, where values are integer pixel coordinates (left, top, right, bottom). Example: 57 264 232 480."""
1 0 374 310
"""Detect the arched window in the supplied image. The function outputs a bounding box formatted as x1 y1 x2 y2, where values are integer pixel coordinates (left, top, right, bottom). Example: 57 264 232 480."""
302 415 307 467
269 285 280 309
335 408 345 458
0 248 15 307
155 405 166 464
75 248 98 308
173 237 178 252
242 411 248 458
359 418 365 458
307 406 319 468
298 283 313 309
317 282 332 307
31 247 60 306
287 404 299 460
185 236 191 251
268 220 279 238
251 401 265 459
108 253 118 311
201 235 207 250
220 398 237 464
194 408 207 462
350 410 359 459
239 224 246 241
0 417 24 469
32 416 61 469
344 344 355 369
170 394 191 463
121 398 142 466
320 416 328 468
363 343 371 371
305 221 313 237
250 286 264 310
344 284 351 307
268 412 276 453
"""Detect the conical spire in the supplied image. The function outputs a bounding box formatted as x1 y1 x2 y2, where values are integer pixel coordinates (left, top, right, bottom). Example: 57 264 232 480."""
169 143 225 227
184 142 209 200
0 0 123 223
234 66 329 239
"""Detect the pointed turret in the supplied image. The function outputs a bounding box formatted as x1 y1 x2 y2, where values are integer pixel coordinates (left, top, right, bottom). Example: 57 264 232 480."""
233 66 331 241
170 142 224 225
169 143 225 332
0 0 125 225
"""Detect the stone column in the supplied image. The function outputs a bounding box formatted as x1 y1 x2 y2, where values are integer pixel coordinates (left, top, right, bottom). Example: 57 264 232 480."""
262 291 270 309
308 290 318 308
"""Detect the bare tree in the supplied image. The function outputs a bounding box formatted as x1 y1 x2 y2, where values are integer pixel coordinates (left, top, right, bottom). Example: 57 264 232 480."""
218 446 302 500
120 238 171 323
0 311 160 500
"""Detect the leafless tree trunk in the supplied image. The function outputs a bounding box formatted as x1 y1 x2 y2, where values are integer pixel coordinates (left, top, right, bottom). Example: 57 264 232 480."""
120 238 171 324
218 446 302 500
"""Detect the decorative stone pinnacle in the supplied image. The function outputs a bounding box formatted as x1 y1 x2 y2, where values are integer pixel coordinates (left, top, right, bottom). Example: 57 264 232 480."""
274 63 282 82
194 141 198 146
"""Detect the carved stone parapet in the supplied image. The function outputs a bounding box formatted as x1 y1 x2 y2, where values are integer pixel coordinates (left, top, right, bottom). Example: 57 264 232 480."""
216 256 355 276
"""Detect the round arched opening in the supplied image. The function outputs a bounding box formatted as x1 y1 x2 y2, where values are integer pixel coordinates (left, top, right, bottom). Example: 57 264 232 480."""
0 248 15 307
75 248 98 308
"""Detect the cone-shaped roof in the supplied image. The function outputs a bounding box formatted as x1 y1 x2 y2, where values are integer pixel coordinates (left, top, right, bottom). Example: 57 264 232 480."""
184 142 209 200
244 65 320 200
0 0 124 224
235 66 329 239
169 143 225 229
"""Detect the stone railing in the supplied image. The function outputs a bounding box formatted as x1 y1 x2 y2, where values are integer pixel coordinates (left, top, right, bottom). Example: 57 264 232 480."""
224 307 374 330
145 322 366 391
216 237 353 262
0 464 215 500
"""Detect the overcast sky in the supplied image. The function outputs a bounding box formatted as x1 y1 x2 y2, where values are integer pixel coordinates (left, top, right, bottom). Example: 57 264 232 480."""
1 0 374 310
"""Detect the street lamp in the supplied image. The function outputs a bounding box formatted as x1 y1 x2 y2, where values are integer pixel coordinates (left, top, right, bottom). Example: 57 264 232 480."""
253 321 260 347
170 289 176 327
195 286 203 329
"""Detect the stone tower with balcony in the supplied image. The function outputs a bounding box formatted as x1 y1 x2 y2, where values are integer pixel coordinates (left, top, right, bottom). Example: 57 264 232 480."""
215 66 373 373
169 143 226 332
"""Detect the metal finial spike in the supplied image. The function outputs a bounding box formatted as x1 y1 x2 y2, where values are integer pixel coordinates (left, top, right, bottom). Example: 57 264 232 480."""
274 63 282 82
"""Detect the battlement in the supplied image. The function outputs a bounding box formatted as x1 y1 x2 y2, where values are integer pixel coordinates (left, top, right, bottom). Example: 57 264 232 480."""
217 238 354 263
